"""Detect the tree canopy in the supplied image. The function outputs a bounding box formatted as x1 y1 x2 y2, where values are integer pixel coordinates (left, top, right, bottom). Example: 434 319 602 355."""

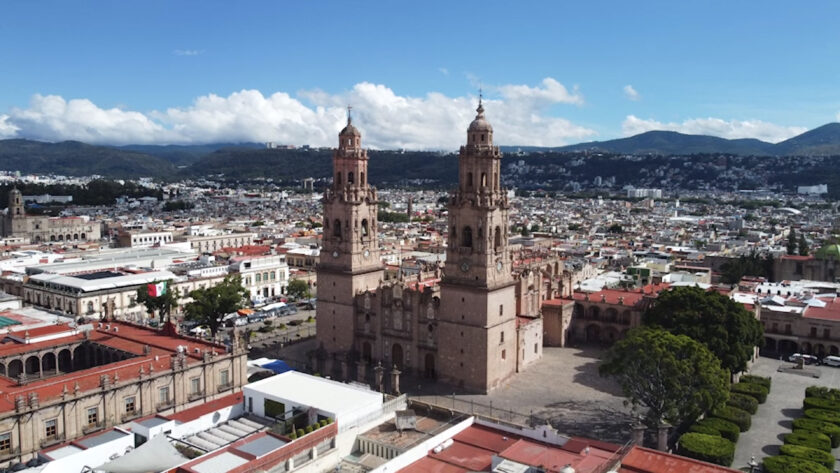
643 286 763 374
287 279 311 300
600 327 730 430
184 275 248 337
135 281 180 323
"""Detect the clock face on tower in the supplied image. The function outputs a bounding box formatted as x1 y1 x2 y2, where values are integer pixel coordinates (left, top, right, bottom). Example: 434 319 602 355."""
363 248 370 258
496 260 503 272
460 260 471 273
332 250 339 258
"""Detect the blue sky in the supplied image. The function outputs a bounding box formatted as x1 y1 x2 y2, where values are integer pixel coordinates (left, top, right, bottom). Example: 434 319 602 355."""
0 1 838 147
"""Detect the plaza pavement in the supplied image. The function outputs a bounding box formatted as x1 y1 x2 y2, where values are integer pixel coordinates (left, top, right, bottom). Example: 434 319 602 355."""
732 356 840 472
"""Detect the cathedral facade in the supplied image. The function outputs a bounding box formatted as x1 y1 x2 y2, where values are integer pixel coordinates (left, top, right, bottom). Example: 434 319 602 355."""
314 103 545 393
1 188 101 244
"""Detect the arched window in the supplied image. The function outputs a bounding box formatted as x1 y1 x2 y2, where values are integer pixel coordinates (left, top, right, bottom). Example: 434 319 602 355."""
333 219 342 239
348 172 355 184
494 226 502 251
361 219 369 238
481 173 487 188
335 172 342 186
360 172 365 185
467 172 473 188
462 226 473 248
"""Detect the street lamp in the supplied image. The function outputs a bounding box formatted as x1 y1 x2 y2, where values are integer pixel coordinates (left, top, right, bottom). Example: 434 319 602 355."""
748 455 758 473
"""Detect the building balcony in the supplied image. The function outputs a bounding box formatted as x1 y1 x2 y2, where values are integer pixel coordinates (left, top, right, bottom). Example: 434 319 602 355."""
156 401 175 412
40 434 65 448
217 383 233 393
188 390 205 402
82 422 104 435
121 411 141 423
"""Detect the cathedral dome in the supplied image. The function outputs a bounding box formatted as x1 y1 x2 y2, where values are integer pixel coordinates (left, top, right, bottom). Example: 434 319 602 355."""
468 102 493 133
339 118 361 137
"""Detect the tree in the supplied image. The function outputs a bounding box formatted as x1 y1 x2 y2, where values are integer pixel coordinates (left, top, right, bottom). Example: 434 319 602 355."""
287 279 311 300
798 235 810 256
607 223 623 234
600 327 729 431
643 286 763 374
136 281 180 323
787 227 798 255
184 275 248 337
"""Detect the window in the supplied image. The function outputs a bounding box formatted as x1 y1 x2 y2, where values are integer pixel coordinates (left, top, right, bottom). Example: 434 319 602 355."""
501 349 506 360
811 327 818 338
361 219 369 238
159 386 170 404
270 272 275 280
785 324 792 334
772 322 778 333
348 172 355 184
500 332 505 344
0 432 10 453
360 172 365 185
87 407 99 426
45 419 57 439
499 304 503 316
190 377 201 395
825 328 831 340
256 273 261 283
333 219 342 239
220 369 230 386
467 172 473 188
534 343 538 354
125 397 136 414
263 272 268 281
462 226 473 248
335 172 342 186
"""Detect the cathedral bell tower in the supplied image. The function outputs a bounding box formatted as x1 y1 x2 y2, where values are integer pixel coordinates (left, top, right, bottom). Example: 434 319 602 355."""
316 110 384 361
437 98 518 393
3 187 25 237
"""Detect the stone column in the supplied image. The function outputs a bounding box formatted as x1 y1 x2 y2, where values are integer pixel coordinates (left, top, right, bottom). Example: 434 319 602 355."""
357 361 367 384
374 362 384 393
631 422 646 445
390 365 401 396
657 423 671 452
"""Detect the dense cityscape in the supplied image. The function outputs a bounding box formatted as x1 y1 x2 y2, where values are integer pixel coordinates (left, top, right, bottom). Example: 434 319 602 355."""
1 2 840 473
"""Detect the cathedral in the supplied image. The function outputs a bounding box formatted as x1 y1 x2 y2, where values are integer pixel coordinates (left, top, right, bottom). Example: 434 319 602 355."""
314 101 554 393
1 187 101 244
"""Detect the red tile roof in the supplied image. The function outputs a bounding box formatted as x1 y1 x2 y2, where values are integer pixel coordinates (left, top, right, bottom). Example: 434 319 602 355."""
166 392 243 423
804 297 840 321
619 446 740 473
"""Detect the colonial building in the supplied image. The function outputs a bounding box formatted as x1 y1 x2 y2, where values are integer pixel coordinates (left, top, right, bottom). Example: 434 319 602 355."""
315 104 544 393
0 188 101 244
0 318 247 467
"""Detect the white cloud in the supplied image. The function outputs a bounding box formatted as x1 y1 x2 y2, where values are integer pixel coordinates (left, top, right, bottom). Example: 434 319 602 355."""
0 115 18 139
1 78 595 148
623 85 640 101
622 115 807 143
173 49 203 56
438 67 449 76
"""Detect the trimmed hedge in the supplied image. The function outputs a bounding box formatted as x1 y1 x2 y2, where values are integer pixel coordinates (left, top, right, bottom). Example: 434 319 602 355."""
731 381 769 403
727 392 759 415
711 405 752 432
803 397 840 412
804 408 840 426
764 455 830 473
779 444 836 470
689 423 720 437
676 433 735 467
740 374 771 390
793 417 840 448
805 386 840 401
693 417 740 443
784 430 832 452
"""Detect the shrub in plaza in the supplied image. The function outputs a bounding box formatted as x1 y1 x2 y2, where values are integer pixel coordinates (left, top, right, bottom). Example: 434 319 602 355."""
804 408 840 426
779 444 836 470
805 386 840 401
784 430 832 452
739 374 771 390
692 417 740 443
676 432 735 467
731 381 769 403
792 417 840 448
727 392 759 415
763 455 830 473
803 397 840 412
711 405 752 432
689 423 722 437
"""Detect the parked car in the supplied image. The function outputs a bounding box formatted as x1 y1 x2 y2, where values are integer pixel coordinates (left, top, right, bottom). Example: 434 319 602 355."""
822 355 840 367
789 353 820 365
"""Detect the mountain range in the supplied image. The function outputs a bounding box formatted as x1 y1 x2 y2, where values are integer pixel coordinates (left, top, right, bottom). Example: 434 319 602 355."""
0 123 839 180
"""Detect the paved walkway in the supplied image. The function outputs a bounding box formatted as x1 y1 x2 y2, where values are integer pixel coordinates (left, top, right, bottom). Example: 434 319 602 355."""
733 357 840 471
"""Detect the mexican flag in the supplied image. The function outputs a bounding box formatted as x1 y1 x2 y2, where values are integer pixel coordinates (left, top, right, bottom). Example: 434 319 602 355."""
147 282 167 297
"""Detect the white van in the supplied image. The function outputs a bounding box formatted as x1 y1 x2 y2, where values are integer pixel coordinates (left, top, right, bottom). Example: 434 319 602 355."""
822 356 840 367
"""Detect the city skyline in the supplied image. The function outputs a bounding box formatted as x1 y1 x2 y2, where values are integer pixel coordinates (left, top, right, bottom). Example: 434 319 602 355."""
0 1 838 148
